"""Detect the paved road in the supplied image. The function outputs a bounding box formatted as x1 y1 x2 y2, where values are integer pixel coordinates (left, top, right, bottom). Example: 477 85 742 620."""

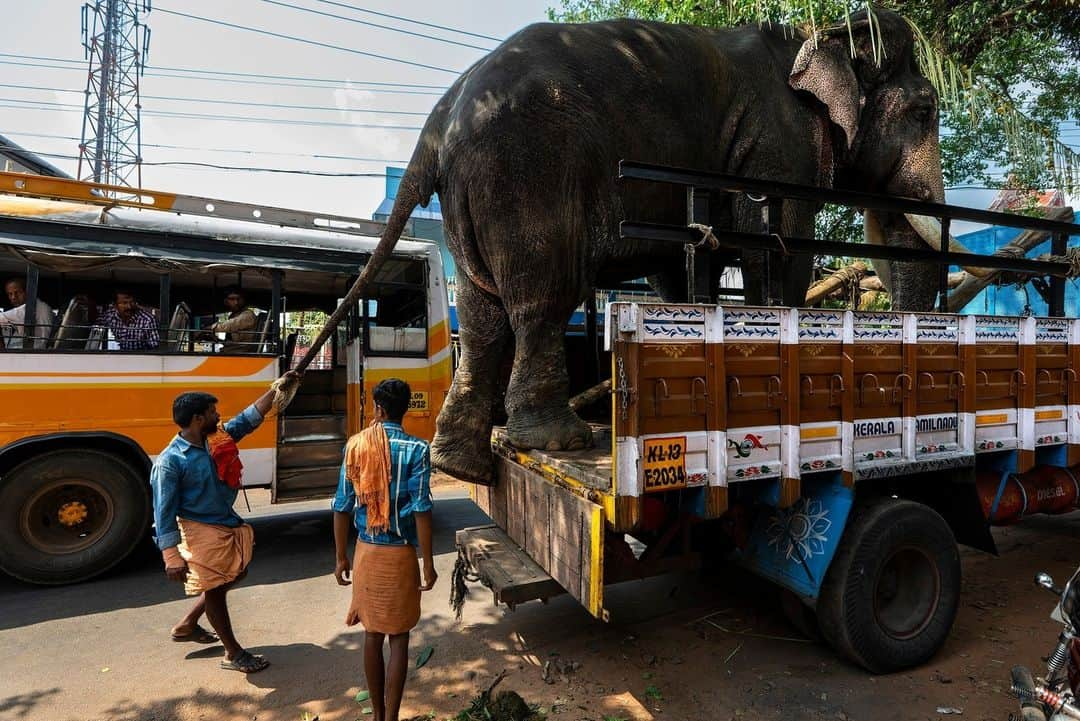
4 486 1080 721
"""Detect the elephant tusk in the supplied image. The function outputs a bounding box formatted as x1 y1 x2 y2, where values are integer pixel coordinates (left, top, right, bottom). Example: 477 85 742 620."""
863 211 892 295
903 213 992 278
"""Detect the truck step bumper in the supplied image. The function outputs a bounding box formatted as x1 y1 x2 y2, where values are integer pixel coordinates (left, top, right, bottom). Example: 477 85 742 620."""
455 525 565 609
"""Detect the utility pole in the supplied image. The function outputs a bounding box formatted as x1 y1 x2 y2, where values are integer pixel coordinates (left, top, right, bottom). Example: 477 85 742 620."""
78 0 151 189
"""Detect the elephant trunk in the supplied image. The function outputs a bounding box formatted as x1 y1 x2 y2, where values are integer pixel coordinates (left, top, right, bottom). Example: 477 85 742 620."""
863 129 952 312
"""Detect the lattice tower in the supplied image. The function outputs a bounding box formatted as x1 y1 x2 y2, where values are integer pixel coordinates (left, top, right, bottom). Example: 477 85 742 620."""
78 0 151 189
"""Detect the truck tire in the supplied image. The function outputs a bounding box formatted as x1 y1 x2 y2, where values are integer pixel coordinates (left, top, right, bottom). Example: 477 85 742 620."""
0 449 151 585
816 498 960 673
781 588 822 641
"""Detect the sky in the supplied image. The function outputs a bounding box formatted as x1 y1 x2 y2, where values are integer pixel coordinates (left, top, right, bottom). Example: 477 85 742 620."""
0 0 1073 233
0 0 552 219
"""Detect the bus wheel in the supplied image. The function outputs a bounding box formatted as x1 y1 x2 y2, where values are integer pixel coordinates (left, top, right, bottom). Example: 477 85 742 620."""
816 498 960 673
0 450 150 585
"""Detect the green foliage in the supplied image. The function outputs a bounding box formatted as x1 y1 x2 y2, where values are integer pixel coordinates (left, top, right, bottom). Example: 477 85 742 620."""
547 0 1080 195
644 685 663 702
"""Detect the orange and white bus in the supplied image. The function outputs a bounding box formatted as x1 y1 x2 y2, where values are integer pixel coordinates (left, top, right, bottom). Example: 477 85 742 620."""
0 172 451 585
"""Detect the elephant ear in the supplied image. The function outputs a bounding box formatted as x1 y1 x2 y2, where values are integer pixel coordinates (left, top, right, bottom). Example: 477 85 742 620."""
789 31 863 151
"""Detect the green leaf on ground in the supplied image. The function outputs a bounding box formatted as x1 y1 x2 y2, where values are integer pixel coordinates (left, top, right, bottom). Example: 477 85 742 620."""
361 706 373 715
645 685 663 702
416 645 435 669
355 690 370 703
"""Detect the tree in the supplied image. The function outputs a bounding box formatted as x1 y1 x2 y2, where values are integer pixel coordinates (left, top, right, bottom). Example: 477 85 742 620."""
547 0 1080 214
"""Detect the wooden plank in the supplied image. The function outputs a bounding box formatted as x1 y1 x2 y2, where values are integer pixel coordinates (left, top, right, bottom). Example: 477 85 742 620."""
503 460 528 549
456 526 564 607
492 426 613 491
524 472 552 572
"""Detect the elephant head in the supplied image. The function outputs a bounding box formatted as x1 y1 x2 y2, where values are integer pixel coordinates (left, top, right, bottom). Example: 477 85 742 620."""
789 8 971 311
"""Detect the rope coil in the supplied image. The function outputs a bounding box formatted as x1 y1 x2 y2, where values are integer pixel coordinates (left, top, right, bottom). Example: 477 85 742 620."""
688 223 720 250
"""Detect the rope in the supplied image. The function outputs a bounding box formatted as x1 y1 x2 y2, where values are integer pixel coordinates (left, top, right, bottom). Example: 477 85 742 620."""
449 547 481 621
688 223 720 250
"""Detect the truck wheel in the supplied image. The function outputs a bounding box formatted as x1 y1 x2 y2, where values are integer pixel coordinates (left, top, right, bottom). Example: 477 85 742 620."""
816 498 960 673
781 588 822 640
0 449 150 585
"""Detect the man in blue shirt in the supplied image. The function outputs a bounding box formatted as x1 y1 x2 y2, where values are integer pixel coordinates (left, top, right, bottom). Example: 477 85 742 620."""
332 379 436 721
151 372 295 674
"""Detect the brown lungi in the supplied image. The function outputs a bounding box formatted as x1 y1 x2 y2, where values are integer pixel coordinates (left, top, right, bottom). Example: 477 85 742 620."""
177 518 254 597
346 541 421 634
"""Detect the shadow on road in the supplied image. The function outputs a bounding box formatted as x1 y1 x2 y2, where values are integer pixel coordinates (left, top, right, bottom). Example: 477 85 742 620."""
0 687 60 719
0 497 487 631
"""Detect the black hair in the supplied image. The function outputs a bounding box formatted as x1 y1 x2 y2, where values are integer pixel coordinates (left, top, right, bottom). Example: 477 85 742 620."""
223 285 245 300
113 286 137 301
372 378 410 422
173 391 218 427
4 278 25 290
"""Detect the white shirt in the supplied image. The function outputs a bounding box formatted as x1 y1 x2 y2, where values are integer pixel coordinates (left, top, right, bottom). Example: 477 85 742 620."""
0 300 55 349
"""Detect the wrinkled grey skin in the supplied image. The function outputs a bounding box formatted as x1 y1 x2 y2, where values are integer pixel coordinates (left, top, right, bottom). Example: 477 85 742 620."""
377 9 944 483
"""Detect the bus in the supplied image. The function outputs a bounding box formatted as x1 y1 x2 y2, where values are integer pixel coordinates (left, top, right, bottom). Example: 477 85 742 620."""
0 172 451 585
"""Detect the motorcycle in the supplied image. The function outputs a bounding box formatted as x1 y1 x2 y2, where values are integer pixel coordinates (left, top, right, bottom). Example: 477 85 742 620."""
1010 567 1080 720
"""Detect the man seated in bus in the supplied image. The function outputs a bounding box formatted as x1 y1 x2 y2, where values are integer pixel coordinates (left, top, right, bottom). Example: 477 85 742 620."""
202 286 258 354
0 277 54 350
99 287 160 350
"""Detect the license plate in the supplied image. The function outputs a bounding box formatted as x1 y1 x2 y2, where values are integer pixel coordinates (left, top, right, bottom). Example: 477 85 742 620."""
643 436 687 491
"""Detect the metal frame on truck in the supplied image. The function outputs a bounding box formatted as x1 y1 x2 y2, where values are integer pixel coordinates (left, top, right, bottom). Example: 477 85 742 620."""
457 160 1080 673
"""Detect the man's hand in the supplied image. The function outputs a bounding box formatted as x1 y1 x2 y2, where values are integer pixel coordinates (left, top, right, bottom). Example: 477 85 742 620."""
165 560 189 583
420 561 438 591
334 556 352 586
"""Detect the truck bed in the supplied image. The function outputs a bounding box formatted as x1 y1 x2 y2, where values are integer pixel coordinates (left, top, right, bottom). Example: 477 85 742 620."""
491 424 614 494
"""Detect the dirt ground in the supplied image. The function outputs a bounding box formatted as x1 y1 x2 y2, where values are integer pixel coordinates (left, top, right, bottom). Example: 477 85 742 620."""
2 484 1078 721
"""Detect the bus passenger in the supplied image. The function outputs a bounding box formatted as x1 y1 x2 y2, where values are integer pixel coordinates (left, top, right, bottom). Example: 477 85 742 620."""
0 277 54 349
206 286 258 354
99 288 159 350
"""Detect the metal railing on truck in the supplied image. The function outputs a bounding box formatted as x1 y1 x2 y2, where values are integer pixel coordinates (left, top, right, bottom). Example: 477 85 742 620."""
617 160 1078 315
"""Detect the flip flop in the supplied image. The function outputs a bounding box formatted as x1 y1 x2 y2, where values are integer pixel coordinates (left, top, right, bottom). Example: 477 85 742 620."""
220 650 269 673
171 624 219 644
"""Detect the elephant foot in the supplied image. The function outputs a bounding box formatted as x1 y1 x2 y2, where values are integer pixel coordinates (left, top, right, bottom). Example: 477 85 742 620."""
431 421 495 486
505 406 594 452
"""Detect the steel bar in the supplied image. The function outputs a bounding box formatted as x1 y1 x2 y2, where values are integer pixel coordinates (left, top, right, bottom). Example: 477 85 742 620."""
619 221 1073 277
619 160 1080 236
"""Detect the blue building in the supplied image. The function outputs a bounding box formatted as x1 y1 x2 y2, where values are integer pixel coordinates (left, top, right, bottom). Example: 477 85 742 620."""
954 224 1080 317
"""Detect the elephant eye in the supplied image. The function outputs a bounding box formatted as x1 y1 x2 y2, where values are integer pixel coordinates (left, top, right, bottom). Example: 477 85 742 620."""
912 104 935 125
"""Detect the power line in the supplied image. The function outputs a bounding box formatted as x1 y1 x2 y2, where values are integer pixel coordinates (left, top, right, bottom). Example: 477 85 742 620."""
3 130 411 163
258 0 494 52
0 82 432 116
0 58 447 95
154 6 461 75
0 100 424 131
310 0 503 42
0 52 449 90
141 161 390 176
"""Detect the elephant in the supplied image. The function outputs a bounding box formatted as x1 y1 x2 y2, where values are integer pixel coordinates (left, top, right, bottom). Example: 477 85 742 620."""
369 7 953 484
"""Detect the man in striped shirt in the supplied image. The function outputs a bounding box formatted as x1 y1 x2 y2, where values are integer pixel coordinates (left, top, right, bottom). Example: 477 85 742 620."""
332 379 435 721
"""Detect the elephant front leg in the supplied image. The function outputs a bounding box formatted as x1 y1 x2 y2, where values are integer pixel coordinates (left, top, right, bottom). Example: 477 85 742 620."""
431 277 511 485
504 316 593 452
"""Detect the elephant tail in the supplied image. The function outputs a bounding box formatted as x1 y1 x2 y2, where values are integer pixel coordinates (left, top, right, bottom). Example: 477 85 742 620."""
279 137 438 378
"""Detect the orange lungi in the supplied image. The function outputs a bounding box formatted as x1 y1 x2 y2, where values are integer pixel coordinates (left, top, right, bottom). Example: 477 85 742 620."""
177 518 254 597
346 541 421 635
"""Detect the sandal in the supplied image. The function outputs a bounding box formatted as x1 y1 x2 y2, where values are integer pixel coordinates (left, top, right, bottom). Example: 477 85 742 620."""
220 650 269 673
171 624 219 644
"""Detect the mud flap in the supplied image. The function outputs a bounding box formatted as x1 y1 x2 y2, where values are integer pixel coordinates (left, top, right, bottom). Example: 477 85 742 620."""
738 476 854 600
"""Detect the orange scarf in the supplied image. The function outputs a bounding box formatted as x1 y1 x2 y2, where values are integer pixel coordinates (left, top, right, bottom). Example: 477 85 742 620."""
344 422 392 536
207 430 243 490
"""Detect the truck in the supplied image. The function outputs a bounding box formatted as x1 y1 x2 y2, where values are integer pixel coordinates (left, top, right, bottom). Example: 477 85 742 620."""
454 160 1080 674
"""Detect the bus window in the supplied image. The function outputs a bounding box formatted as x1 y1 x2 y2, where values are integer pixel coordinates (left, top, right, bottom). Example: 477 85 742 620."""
364 259 427 357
